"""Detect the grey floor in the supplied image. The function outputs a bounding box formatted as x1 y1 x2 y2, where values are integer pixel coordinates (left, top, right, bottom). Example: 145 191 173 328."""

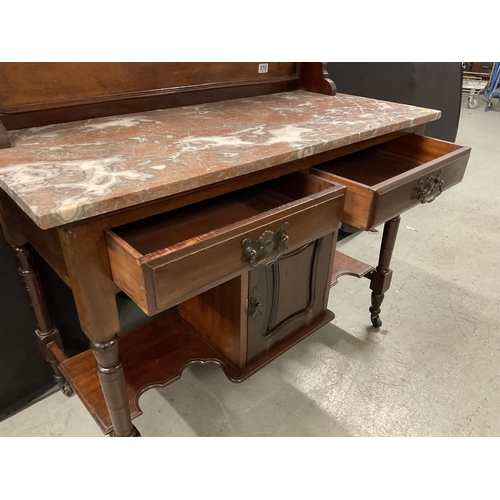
1 95 499 437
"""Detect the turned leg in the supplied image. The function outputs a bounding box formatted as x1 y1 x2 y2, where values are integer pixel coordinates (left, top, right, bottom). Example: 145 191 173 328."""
369 215 401 328
12 243 73 396
91 336 140 437
58 224 141 436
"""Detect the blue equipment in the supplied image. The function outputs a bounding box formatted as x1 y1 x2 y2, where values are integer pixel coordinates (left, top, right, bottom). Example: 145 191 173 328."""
485 62 500 111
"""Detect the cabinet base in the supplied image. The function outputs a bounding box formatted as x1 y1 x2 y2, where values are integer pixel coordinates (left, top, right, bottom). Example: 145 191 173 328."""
58 308 335 435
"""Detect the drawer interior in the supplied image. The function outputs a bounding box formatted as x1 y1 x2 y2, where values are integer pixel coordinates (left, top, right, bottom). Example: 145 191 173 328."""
316 134 464 186
111 172 336 256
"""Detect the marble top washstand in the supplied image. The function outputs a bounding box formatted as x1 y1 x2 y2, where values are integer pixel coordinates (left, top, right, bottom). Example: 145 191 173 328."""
0 90 441 229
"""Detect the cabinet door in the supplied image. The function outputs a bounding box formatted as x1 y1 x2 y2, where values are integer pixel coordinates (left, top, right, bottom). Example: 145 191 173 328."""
247 232 334 364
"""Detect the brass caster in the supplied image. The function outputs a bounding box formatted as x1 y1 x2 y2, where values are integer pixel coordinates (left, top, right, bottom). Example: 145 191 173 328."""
60 383 74 397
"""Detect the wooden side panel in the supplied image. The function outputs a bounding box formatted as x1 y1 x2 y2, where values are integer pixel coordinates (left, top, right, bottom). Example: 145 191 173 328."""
178 274 248 370
263 169 339 202
310 171 377 230
58 223 120 343
377 133 464 164
0 190 68 284
300 62 336 95
105 231 150 315
308 128 426 169
0 190 27 246
324 229 339 309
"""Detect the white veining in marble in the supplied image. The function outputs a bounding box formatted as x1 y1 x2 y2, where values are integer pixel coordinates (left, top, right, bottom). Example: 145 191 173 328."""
1 156 153 222
0 90 441 228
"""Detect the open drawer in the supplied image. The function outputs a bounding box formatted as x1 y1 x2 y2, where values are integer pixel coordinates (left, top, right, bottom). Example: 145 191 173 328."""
311 133 471 230
106 171 345 316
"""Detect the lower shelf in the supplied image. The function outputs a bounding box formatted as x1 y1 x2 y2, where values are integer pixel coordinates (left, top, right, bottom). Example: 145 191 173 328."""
59 308 334 434
331 251 373 287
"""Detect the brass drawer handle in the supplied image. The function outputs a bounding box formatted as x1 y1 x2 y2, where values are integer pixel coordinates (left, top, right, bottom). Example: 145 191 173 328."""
242 222 289 267
417 171 444 204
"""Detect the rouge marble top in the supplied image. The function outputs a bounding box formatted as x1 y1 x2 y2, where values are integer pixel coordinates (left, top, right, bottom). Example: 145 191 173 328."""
0 90 441 229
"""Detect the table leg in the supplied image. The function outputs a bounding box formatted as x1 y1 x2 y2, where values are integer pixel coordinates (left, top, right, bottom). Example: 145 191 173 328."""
12 243 73 396
369 215 401 328
91 336 140 437
58 224 139 436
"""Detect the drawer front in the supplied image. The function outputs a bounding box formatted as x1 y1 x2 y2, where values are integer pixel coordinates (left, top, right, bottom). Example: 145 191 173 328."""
150 191 343 314
371 150 470 228
106 172 345 316
312 134 471 230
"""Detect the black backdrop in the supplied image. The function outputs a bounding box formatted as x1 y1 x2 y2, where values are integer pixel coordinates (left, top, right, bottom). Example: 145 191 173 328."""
0 232 53 416
327 62 462 142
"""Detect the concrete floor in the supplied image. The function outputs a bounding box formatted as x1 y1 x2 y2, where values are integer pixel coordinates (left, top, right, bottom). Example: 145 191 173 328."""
1 95 499 437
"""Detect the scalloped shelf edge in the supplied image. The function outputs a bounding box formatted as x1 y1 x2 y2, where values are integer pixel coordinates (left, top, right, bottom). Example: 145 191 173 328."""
58 308 334 434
